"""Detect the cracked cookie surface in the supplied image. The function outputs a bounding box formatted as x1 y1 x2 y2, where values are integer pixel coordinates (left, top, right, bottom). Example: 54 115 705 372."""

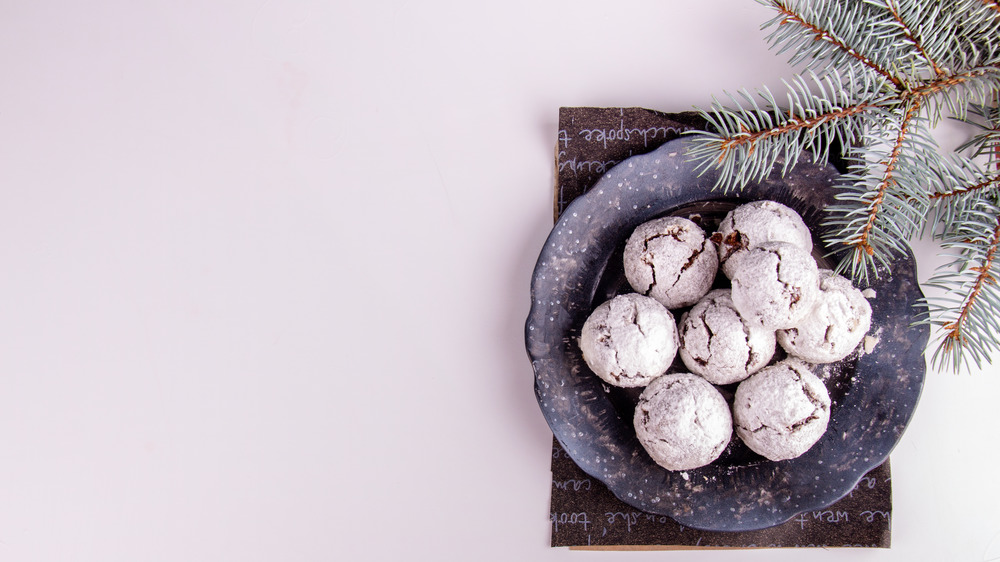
623 216 717 309
579 293 679 387
678 289 776 385
729 241 819 330
714 200 813 278
778 270 873 363
733 359 831 461
634 372 733 471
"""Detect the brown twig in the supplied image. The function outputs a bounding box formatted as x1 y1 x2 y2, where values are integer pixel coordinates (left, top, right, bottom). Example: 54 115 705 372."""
903 67 997 99
941 214 1000 354
929 175 1000 200
770 0 905 91
716 103 873 163
994 91 1000 170
887 0 944 76
982 0 1000 15
850 100 922 258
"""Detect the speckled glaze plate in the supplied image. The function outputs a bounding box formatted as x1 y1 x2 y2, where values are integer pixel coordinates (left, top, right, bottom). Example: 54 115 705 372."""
525 137 927 532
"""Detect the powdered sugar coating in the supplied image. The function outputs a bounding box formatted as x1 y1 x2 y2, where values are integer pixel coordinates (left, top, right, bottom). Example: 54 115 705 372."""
778 270 873 363
733 359 831 461
678 289 776 385
634 372 733 471
579 293 679 387
729 241 820 330
715 200 813 278
623 216 718 309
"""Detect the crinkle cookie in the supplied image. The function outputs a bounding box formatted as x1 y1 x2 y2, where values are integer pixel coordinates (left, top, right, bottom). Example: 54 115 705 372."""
678 289 776 385
729 241 820 330
579 293 679 387
634 372 733 471
733 359 831 461
623 216 718 309
778 270 873 363
714 200 813 278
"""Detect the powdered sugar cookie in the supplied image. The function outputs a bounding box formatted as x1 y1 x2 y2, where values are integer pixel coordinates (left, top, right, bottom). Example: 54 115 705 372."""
579 293 679 387
634 372 733 471
623 216 718 309
729 241 819 330
733 359 831 461
714 200 813 278
678 289 776 385
778 270 872 363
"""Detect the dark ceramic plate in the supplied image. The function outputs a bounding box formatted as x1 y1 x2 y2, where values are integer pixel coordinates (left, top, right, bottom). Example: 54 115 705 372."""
525 137 927 531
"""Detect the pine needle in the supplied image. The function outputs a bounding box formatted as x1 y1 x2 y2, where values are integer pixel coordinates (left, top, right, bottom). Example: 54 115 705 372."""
689 0 1000 372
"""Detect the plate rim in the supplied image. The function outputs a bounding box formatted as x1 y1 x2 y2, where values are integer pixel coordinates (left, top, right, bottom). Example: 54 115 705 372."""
526 137 928 531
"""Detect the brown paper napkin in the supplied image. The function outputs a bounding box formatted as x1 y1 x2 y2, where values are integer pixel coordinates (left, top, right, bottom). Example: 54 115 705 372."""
547 107 892 549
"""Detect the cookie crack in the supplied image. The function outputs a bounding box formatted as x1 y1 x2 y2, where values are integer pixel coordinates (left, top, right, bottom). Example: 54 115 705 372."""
712 229 748 262
691 317 714 367
788 368 829 428
639 406 651 426
644 228 685 246
642 228 695 295
679 246 703 274
653 379 683 394
692 411 706 434
630 300 646 338
799 382 828 413
739 318 754 371
597 324 612 344
611 349 624 382
703 318 716 339
822 324 836 348
783 327 799 345
769 247 802 306
680 329 708 367
640 252 657 296
790 413 820 431
746 422 773 434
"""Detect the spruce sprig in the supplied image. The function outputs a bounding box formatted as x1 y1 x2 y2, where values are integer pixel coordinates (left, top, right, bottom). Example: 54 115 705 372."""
686 0 1000 372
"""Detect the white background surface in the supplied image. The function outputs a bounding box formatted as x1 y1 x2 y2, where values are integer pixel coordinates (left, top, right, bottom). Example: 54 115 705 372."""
1 1 998 560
